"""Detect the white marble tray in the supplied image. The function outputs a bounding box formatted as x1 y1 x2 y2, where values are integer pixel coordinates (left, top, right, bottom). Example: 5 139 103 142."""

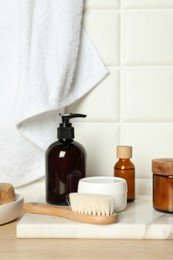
16 196 173 239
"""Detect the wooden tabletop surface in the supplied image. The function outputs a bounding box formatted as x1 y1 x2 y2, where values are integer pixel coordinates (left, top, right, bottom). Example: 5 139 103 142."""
1 220 173 260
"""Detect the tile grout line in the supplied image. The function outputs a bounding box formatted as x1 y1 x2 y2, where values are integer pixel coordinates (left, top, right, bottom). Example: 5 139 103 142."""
119 0 123 145
84 9 173 13
105 65 173 69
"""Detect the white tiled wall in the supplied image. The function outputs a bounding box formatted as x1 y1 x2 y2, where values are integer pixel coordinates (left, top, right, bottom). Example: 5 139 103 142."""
16 0 173 199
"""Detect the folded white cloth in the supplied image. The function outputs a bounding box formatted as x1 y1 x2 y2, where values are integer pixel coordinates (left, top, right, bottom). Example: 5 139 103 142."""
0 0 108 187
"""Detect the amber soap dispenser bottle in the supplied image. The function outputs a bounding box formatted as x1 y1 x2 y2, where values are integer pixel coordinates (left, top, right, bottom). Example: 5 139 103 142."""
46 113 87 205
114 146 135 202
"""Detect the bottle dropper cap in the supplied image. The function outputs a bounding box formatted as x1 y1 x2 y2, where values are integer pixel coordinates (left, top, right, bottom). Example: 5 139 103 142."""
117 146 132 159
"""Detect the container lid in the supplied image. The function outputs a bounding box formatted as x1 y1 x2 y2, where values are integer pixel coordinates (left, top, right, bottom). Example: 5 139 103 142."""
152 158 173 176
117 146 132 159
78 176 127 194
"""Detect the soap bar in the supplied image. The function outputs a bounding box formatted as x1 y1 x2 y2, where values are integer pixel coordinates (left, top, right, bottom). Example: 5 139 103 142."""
0 183 16 204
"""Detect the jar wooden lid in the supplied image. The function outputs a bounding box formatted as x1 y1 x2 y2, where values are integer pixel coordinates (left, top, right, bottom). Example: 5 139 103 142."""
152 158 173 176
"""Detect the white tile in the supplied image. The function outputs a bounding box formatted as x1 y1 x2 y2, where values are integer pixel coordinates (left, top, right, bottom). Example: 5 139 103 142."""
136 179 152 196
75 123 120 177
84 11 120 66
16 178 45 202
122 11 173 65
66 67 120 122
122 68 173 122
121 124 173 179
85 0 120 10
122 0 173 9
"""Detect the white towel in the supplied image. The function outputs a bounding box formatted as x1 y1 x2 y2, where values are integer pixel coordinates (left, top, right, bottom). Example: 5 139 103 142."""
0 0 108 187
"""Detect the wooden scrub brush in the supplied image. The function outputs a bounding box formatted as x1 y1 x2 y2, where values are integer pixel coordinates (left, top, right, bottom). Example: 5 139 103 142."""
23 193 118 225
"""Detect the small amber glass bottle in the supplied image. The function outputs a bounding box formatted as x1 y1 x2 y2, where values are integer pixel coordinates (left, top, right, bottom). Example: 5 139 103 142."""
152 158 173 213
114 146 135 202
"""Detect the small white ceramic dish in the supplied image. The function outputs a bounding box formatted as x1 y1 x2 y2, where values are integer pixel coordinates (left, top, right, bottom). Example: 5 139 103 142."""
78 176 127 212
0 194 24 225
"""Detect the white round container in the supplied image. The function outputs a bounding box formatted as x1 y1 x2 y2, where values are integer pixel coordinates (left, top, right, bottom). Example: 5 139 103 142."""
0 194 24 225
78 176 127 212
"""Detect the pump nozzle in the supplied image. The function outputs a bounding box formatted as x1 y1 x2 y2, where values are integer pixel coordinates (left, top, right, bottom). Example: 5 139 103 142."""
58 113 87 140
60 113 87 127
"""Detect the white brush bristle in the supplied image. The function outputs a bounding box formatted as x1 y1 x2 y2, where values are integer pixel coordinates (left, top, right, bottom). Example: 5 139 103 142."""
69 193 114 216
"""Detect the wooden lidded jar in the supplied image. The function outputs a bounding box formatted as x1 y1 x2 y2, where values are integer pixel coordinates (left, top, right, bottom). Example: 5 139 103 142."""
152 158 173 213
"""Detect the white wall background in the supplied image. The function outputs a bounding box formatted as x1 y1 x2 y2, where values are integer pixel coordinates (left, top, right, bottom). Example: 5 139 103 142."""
16 0 173 200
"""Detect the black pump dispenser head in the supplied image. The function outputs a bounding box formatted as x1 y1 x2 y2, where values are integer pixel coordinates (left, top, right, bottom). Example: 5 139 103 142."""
58 113 87 140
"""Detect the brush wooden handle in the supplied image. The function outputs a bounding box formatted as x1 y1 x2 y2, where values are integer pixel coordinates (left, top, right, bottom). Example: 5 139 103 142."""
23 203 118 225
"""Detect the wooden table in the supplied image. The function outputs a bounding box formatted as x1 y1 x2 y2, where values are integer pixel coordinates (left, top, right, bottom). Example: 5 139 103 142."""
1 220 173 259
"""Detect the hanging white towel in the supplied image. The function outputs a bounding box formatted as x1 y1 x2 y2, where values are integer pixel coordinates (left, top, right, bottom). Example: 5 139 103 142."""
0 0 108 187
